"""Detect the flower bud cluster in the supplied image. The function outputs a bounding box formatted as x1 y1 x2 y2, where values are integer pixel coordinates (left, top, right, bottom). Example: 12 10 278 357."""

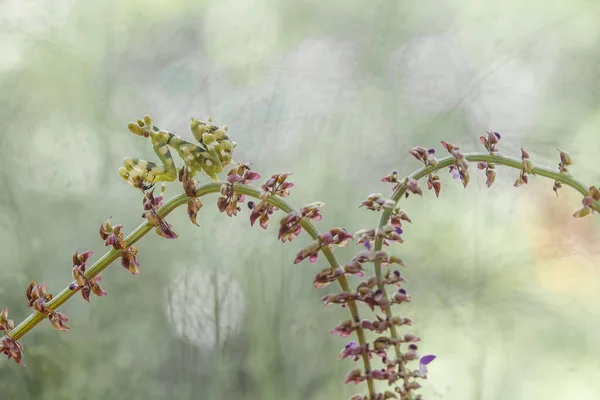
140 190 178 239
408 147 439 167
0 309 23 366
381 170 401 192
476 161 496 188
217 164 260 217
475 132 502 188
26 280 70 331
514 148 533 187
343 350 435 400
100 218 142 274
331 313 413 338
552 148 573 195
179 166 204 225
573 185 600 218
359 193 397 211
70 250 108 302
249 173 294 229
557 148 572 174
479 131 501 154
379 175 425 198
441 141 470 188
294 227 353 264
408 147 441 197
278 202 324 243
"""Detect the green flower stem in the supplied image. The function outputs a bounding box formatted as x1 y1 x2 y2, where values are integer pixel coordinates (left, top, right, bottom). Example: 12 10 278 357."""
8 183 223 343
372 152 600 365
7 182 376 396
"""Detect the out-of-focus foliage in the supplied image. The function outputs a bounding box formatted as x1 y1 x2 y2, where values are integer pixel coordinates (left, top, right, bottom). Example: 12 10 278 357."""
1 0 600 399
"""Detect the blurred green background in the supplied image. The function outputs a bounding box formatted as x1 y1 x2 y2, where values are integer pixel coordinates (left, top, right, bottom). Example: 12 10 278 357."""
1 0 600 399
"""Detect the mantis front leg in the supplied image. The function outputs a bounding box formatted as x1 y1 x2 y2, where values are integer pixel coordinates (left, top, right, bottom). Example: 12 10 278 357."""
119 131 178 189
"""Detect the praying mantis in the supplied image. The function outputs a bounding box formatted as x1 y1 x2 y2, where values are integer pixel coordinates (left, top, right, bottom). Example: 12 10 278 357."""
119 115 237 190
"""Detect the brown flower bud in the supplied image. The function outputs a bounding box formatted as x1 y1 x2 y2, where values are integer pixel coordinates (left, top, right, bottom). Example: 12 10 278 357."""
48 311 70 332
314 268 344 289
406 179 422 196
382 170 400 183
403 333 420 342
0 308 14 332
460 169 470 188
553 180 562 197
187 198 203 226
0 335 25 366
343 262 365 277
440 141 454 151
348 395 365 400
485 169 496 188
390 315 412 326
557 148 572 166
344 369 365 384
408 146 428 162
522 159 534 174
573 206 592 218
144 210 178 239
392 288 411 303
121 246 141 275
331 319 358 338
589 186 600 201
432 179 441 197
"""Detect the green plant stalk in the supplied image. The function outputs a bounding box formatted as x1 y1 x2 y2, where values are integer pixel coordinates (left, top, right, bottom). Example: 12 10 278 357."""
7 182 376 396
11 152 591 396
372 152 600 369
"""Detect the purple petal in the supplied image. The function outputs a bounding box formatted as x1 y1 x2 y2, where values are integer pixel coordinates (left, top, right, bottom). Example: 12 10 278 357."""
420 355 436 365
245 171 261 181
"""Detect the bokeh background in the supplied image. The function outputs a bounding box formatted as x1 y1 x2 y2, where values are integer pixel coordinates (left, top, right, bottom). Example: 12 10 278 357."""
1 1 600 399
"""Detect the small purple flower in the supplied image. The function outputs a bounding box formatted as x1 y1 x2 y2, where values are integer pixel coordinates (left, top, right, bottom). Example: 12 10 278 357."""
417 354 436 378
339 341 365 361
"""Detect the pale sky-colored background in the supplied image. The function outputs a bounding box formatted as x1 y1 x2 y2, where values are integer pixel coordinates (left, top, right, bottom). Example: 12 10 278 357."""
1 1 600 399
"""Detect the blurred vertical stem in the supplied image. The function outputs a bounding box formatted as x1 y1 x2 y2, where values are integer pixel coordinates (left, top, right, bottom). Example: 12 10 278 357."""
213 270 221 350
212 269 222 400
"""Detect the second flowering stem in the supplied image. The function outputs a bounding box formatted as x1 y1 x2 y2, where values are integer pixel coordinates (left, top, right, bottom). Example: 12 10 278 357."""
371 151 600 364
